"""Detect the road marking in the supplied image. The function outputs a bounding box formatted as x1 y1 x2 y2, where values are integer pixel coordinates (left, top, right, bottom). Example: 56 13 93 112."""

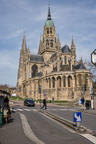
16 108 76 112
24 109 31 111
17 109 23 111
80 134 96 144
19 112 45 144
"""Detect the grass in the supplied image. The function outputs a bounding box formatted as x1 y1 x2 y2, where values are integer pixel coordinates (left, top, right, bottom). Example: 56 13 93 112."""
9 96 24 101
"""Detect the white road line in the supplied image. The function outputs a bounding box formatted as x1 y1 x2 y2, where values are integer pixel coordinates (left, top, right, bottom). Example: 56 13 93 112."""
16 108 76 112
24 109 31 111
17 109 23 111
19 112 45 144
80 134 96 144
47 109 76 111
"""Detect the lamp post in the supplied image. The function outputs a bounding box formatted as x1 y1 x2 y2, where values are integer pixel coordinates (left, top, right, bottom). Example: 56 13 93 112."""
38 79 41 109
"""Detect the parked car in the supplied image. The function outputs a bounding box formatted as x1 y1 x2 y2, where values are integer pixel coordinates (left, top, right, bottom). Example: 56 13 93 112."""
24 99 35 107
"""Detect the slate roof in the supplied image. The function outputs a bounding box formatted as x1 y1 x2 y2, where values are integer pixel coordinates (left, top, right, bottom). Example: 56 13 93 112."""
30 54 44 62
74 63 86 70
37 72 43 77
50 52 56 59
61 45 71 53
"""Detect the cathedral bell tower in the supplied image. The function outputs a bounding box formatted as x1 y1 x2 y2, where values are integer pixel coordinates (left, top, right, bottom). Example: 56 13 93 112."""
38 5 61 63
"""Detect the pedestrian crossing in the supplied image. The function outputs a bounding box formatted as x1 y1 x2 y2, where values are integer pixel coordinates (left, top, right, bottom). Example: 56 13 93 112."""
15 108 76 112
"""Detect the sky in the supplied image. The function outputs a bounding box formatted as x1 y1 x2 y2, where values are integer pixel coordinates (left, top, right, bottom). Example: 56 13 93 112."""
0 0 96 87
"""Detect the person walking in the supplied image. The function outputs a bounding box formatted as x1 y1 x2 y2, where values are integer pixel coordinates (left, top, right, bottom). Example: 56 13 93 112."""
81 97 85 110
41 98 47 109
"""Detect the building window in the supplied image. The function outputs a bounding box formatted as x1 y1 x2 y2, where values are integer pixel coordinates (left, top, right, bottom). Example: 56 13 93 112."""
68 76 72 87
63 76 66 87
52 77 55 88
49 78 51 88
57 76 61 88
31 64 38 77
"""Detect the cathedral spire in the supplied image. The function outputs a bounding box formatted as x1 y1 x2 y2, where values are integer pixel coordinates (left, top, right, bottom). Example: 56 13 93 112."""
71 36 75 48
47 4 51 20
22 32 27 51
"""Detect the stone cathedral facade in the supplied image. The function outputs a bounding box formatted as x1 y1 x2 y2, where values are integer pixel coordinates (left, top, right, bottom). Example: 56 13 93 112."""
17 6 92 101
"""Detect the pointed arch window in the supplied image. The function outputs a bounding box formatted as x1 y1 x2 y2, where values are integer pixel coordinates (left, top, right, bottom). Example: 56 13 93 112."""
57 76 61 88
68 76 72 87
63 76 66 87
31 64 38 77
49 78 51 88
52 77 55 88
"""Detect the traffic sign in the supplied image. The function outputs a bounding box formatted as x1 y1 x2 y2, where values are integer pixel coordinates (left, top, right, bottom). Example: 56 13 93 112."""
91 49 96 66
73 112 82 122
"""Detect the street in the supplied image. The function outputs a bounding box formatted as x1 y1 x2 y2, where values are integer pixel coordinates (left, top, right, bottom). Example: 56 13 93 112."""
0 101 96 144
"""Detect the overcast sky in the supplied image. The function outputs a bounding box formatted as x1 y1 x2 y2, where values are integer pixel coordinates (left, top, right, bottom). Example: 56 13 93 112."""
0 0 96 87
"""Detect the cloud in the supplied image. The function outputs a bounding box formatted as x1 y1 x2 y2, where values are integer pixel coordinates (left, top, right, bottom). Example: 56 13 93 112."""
0 30 24 40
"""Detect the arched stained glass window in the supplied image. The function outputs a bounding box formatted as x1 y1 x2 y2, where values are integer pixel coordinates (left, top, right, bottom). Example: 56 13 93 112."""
31 64 38 77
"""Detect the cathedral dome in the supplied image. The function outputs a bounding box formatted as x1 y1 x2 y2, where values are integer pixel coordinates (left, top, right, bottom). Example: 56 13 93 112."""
45 20 54 28
61 44 71 53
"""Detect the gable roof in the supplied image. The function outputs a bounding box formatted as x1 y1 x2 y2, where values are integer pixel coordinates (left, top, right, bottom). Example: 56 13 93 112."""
74 63 86 70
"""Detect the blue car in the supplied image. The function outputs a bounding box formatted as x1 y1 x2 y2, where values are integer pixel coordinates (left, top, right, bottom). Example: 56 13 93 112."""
24 99 35 107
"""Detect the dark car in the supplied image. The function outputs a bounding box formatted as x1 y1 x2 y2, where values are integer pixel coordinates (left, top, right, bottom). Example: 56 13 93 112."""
24 99 35 107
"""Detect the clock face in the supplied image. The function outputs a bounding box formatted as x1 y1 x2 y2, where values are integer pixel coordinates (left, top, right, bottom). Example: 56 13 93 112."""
91 49 96 66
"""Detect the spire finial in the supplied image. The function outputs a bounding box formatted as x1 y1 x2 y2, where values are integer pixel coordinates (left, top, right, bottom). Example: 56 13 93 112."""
47 1 51 20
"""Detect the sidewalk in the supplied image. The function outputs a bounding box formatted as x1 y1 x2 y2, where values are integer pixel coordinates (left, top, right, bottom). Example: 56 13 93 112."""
0 112 33 144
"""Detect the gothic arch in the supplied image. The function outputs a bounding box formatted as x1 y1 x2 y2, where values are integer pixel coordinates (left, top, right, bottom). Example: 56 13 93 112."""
48 78 51 88
52 77 55 88
63 76 66 87
57 76 61 88
68 76 72 87
31 64 38 77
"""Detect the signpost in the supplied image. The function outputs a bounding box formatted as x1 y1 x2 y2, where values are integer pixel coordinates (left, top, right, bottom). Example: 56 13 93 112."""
91 49 96 66
73 112 82 128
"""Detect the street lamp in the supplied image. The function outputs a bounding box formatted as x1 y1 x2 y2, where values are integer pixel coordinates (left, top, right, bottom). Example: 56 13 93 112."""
91 49 96 66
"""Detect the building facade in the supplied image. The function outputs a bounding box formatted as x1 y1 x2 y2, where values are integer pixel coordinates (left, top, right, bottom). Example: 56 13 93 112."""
17 6 92 101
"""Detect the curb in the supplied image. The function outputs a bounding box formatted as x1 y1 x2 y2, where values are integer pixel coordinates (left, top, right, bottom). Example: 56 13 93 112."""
39 110 91 134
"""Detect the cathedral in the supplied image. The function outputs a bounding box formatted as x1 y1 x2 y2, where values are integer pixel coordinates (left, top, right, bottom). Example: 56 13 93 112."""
17 6 92 101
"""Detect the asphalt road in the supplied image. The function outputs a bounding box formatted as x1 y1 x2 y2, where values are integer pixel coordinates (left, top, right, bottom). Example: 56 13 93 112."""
16 109 93 144
1 101 96 144
48 108 96 132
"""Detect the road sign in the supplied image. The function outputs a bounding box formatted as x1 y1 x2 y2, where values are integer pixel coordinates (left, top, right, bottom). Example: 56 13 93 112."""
91 49 96 66
73 112 82 122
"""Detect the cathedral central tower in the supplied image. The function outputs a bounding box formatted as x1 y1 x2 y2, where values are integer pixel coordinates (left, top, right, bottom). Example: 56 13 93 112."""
38 6 61 63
